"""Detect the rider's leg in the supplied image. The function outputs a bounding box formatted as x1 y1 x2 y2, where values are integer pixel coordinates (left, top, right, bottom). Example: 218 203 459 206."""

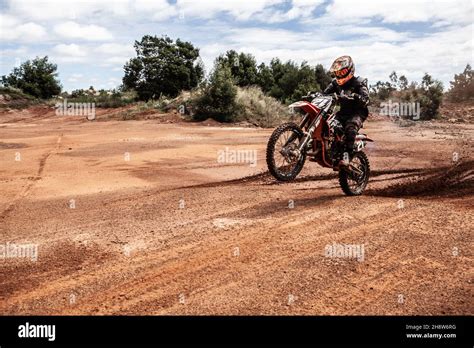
338 115 363 167
332 112 348 168
344 115 363 155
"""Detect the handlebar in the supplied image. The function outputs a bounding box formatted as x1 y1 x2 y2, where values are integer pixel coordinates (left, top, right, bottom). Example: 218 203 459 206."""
301 91 354 102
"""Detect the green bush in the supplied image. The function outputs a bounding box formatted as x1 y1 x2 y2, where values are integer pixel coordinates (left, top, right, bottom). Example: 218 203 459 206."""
372 72 444 120
446 64 473 102
207 52 332 104
0 86 36 101
216 50 259 87
194 63 242 122
263 59 330 104
236 86 289 127
1 56 61 99
418 74 444 120
61 88 137 108
0 86 39 109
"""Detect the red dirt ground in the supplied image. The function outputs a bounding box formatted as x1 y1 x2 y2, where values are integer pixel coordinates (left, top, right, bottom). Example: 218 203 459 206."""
0 107 472 315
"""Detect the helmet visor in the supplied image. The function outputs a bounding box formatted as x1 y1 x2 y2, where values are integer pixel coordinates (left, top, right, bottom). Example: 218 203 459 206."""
334 67 350 78
336 73 353 85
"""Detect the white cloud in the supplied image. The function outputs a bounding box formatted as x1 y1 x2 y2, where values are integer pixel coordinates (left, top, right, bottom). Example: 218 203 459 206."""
94 44 135 66
1 46 28 57
49 43 134 66
54 21 113 41
7 0 131 20
52 43 88 62
199 21 472 87
175 0 286 21
6 0 287 22
134 0 178 20
325 0 472 25
0 14 47 42
332 26 411 43
102 56 131 65
67 73 84 82
94 43 134 56
1 0 472 91
263 0 325 23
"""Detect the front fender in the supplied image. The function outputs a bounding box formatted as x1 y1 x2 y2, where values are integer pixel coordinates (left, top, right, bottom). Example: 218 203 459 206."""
289 101 320 117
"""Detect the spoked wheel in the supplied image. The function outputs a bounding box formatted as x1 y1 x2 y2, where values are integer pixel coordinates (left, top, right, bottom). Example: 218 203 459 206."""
339 151 370 195
266 122 306 181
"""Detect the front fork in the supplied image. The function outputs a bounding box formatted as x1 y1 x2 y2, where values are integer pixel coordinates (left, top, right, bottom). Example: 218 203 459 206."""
283 113 309 148
297 115 321 153
282 113 320 157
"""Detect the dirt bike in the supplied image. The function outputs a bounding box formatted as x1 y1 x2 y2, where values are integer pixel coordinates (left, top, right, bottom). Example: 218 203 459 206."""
266 92 373 196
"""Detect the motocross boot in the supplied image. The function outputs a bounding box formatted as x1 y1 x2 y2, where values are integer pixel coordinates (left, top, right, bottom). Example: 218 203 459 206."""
337 143 354 169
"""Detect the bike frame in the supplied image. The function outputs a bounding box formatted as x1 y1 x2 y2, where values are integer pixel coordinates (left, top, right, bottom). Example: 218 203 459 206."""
288 98 374 170
292 101 335 168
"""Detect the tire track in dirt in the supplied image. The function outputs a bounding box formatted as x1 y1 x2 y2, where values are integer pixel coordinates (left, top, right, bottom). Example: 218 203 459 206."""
1 189 435 314
117 201 425 314
121 196 471 315
2 171 471 315
0 182 336 313
0 135 63 220
1 117 472 315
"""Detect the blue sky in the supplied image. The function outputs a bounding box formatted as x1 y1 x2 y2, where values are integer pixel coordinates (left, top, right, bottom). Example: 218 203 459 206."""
1 0 472 92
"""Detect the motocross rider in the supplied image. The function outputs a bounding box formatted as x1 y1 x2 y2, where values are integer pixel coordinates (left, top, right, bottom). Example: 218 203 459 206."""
322 55 369 167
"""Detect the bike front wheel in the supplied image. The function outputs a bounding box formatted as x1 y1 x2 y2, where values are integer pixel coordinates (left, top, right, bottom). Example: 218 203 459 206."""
266 122 306 181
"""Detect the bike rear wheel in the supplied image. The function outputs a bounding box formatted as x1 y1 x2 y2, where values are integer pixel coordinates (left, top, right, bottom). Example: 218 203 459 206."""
338 151 370 195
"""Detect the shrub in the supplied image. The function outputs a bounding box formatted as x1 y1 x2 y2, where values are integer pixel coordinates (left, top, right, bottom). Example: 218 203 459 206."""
61 88 137 108
236 86 289 127
216 50 259 87
0 86 39 109
371 72 444 120
263 59 330 104
194 63 242 122
446 64 473 102
1 56 61 99
418 74 444 120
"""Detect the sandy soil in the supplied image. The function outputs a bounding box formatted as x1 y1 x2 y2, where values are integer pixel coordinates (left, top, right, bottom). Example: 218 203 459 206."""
0 106 473 315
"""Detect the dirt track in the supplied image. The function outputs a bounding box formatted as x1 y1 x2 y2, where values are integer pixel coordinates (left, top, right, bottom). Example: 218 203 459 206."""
0 107 473 315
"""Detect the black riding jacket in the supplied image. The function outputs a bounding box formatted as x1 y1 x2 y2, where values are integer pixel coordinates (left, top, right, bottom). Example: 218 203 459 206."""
323 76 370 119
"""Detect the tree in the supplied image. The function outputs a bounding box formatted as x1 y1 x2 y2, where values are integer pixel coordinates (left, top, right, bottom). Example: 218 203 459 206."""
370 80 395 101
195 62 241 122
273 61 300 102
314 63 332 91
288 62 321 102
122 35 204 100
389 71 398 87
419 73 443 120
256 62 274 93
216 50 259 87
122 58 143 93
265 60 328 103
398 75 408 90
1 56 61 98
371 72 443 120
447 64 474 102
